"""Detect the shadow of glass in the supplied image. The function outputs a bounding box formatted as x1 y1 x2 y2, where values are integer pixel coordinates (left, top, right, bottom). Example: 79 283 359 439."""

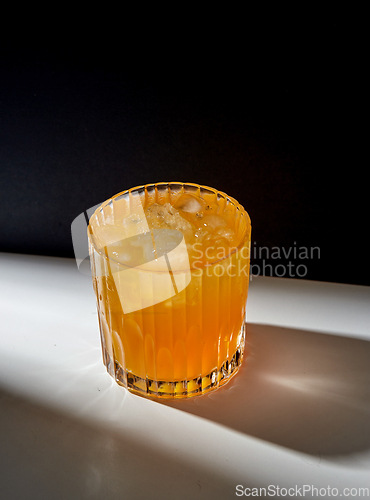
161 324 370 458
0 387 265 500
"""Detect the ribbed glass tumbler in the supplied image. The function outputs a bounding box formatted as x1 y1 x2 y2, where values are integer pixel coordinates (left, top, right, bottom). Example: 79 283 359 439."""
88 182 251 398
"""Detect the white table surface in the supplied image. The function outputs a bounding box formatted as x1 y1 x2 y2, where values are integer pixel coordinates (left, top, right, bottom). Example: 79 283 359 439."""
0 252 369 499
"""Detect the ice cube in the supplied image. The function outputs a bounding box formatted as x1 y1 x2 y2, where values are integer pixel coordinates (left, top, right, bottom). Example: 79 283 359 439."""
201 214 228 230
145 203 174 228
153 228 183 257
215 227 236 242
129 232 156 263
122 213 149 237
173 194 206 214
93 225 125 248
144 203 194 240
193 227 209 242
142 240 157 263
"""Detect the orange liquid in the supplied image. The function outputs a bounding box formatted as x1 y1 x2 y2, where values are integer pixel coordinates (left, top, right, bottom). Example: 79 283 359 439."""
89 183 251 398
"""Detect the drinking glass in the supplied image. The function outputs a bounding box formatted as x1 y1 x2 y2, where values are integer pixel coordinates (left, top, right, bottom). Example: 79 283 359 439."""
88 182 251 398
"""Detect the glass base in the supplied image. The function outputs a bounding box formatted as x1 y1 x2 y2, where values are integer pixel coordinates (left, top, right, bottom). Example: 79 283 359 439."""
102 325 246 399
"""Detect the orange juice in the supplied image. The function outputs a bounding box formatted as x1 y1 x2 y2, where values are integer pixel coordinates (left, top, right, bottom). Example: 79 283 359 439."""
88 183 251 398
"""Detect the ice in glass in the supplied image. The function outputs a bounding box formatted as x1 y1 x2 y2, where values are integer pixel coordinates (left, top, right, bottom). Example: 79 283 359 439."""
88 183 251 398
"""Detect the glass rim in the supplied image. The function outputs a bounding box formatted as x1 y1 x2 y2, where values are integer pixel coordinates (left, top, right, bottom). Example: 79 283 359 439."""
88 181 251 270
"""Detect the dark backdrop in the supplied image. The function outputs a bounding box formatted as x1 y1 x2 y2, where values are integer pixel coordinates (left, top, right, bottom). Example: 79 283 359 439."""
0 18 366 285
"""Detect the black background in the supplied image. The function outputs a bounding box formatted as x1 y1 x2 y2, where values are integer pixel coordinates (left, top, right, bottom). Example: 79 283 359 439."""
0 13 367 285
